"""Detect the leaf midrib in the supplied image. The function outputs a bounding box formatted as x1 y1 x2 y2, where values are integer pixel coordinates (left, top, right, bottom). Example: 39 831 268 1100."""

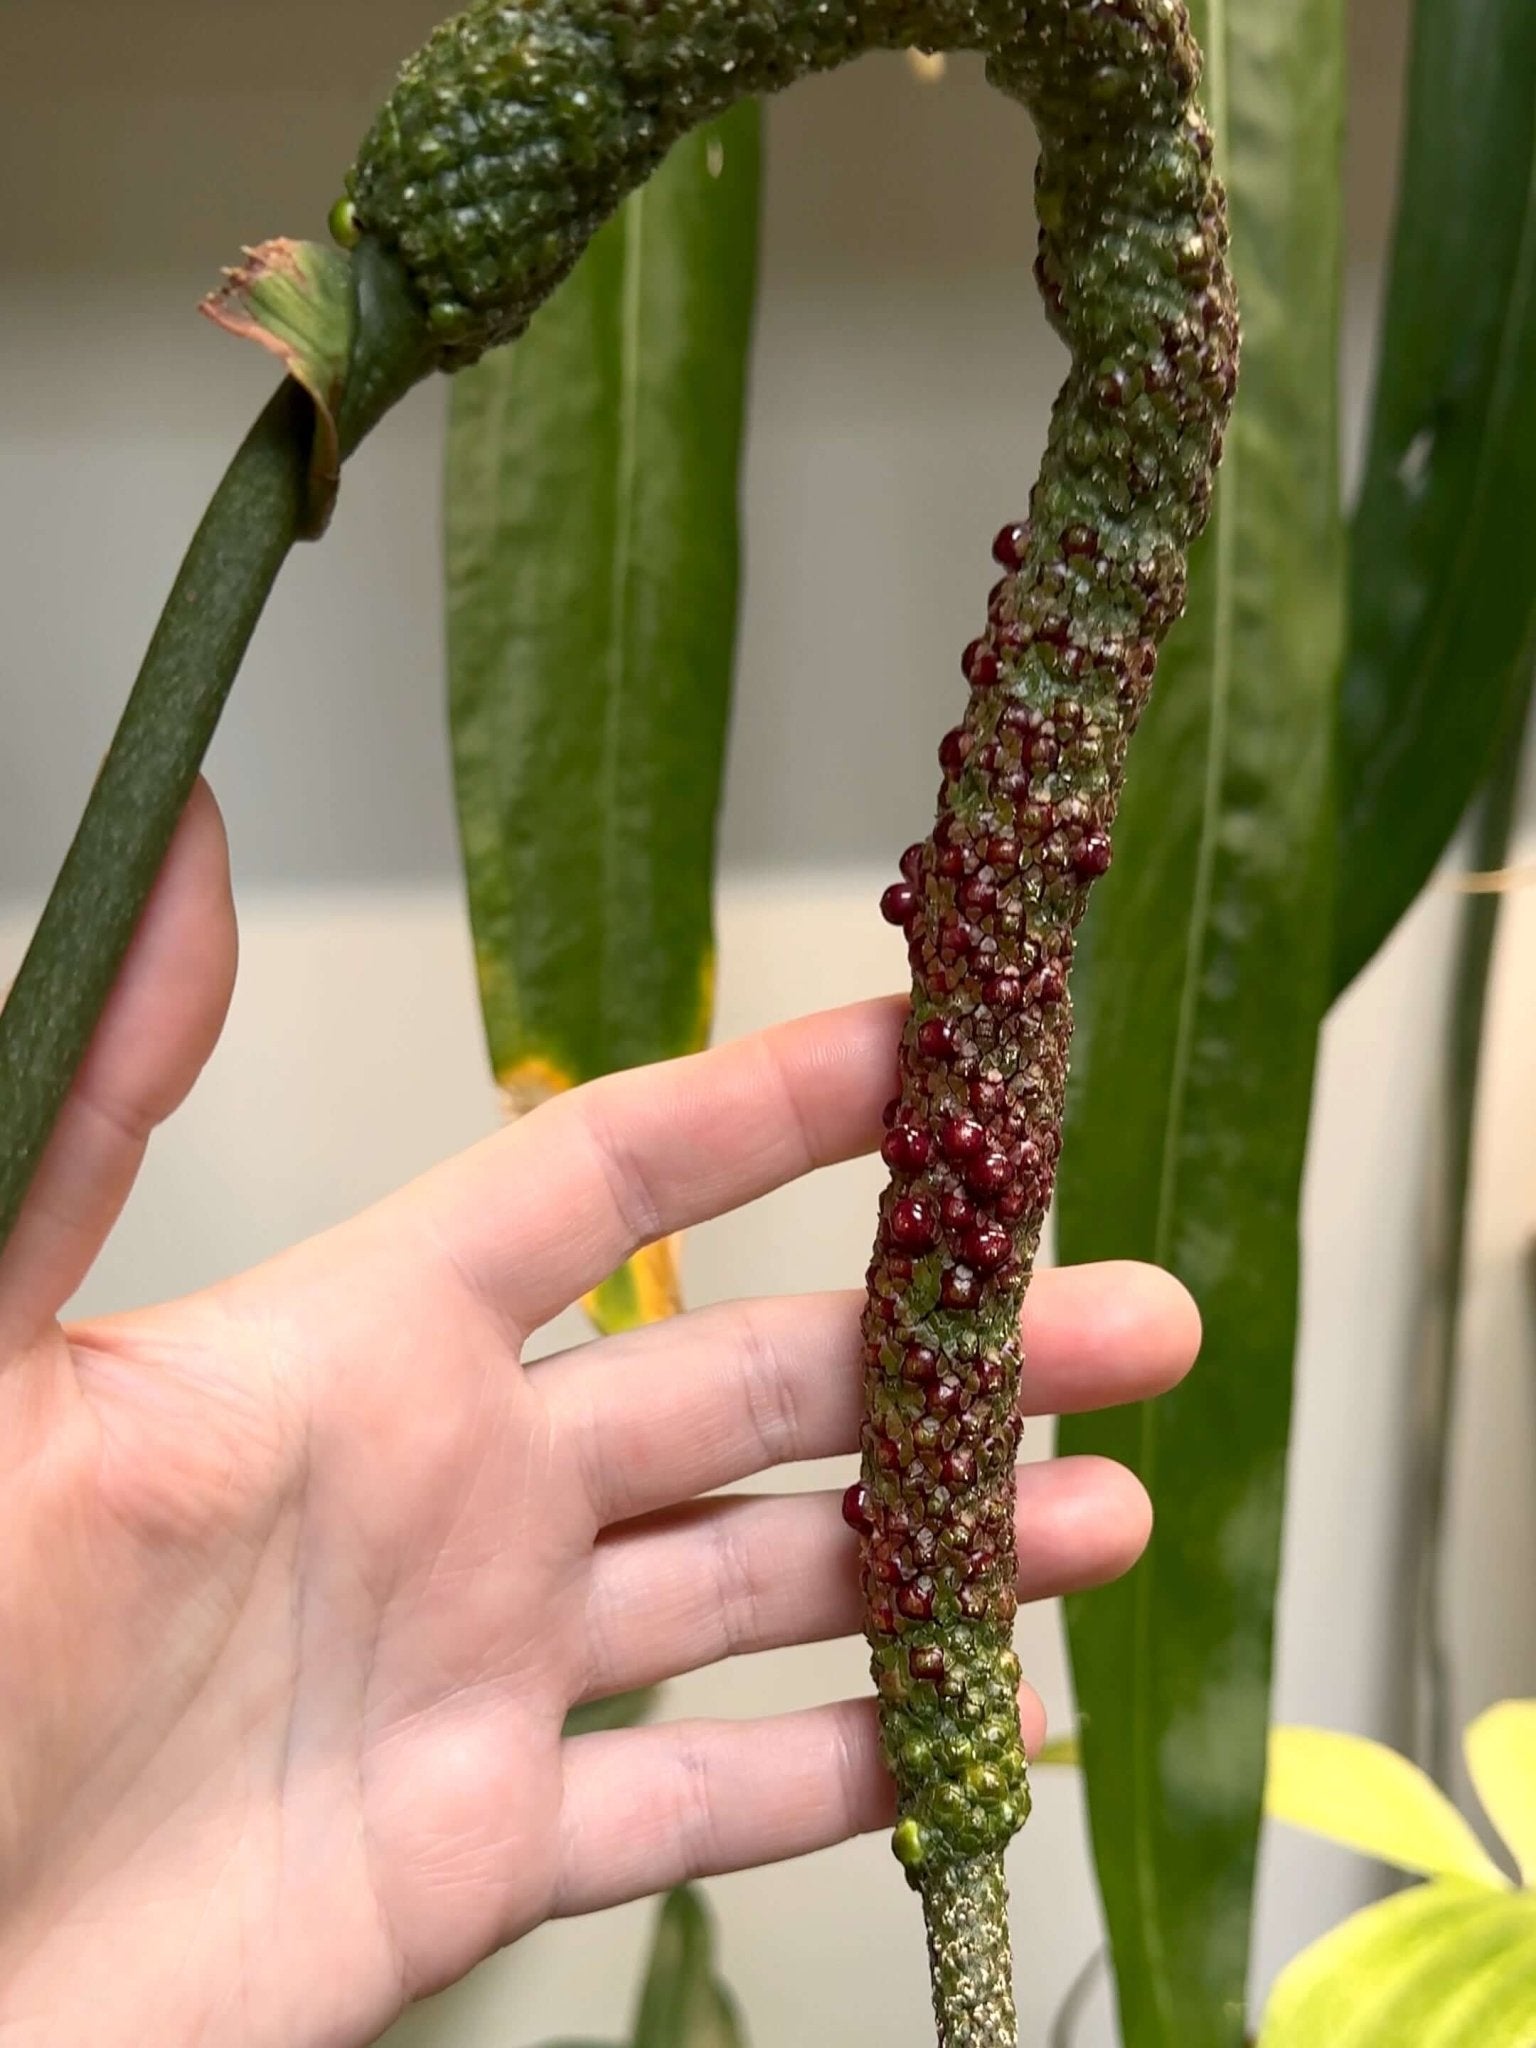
600 193 648 1053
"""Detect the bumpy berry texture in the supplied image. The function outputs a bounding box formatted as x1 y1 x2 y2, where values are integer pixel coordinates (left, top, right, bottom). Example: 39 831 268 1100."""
345 3 1235 2040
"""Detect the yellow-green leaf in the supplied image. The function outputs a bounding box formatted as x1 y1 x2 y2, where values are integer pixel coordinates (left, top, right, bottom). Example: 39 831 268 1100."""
1035 1732 1081 1767
1466 1701 1536 1884
1260 1881 1536 2048
1266 1727 1508 1888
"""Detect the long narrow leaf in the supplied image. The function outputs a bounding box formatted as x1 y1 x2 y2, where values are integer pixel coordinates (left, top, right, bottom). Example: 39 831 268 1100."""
1333 0 1536 994
631 1889 745 2048
1056 2 1345 2041
445 106 761 1333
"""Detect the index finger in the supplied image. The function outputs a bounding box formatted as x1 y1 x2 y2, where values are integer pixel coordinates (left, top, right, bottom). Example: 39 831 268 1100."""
397 996 906 1338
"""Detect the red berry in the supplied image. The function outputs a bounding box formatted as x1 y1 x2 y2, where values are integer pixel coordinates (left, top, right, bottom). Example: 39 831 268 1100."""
941 1191 975 1232
897 1581 935 1621
938 1114 986 1161
965 1148 1013 1197
888 1195 939 1250
916 1016 954 1059
910 1644 946 1682
964 1223 1012 1272
903 1343 939 1384
938 726 972 777
992 520 1032 567
842 1481 874 1534
881 1123 932 1172
1073 830 1113 879
899 841 926 883
962 638 1000 688
944 1446 978 1487
880 881 917 926
1032 961 1067 1006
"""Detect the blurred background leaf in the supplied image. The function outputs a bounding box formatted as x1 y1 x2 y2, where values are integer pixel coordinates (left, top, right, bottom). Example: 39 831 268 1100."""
1056 1 1345 2041
1333 0 1536 995
631 1889 746 2048
562 1687 661 1739
445 105 761 1336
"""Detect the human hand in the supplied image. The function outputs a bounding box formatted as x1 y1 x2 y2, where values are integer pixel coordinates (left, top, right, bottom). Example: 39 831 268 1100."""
0 785 1198 2048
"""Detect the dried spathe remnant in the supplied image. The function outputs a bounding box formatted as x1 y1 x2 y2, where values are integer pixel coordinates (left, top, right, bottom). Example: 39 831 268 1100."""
342 2 1235 2039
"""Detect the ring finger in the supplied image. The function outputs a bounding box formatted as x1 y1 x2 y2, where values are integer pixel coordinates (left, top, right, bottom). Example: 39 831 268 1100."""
577 1453 1149 1703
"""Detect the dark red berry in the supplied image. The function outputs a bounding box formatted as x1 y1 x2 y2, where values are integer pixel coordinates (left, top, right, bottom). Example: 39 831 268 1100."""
899 841 926 883
941 1190 975 1232
916 1016 954 1059
880 881 917 927
965 1148 1013 1197
910 1644 946 1682
888 1195 939 1251
938 1114 986 1161
1032 961 1067 1006
903 1343 939 1385
962 638 1000 688
1072 830 1113 879
896 1581 935 1621
938 726 973 776
961 876 998 917
842 1481 874 1534
963 1223 1012 1273
1062 522 1101 558
991 520 1031 567
881 1123 933 1173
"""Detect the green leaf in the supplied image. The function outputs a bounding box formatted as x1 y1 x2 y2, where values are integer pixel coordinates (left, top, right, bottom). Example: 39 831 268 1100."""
1466 1700 1536 1884
631 1889 746 2048
445 105 761 1332
1259 1881 1536 2048
1055 0 1345 2041
1265 1726 1508 1889
1035 1732 1081 1768
1333 0 1536 994
562 1687 660 1739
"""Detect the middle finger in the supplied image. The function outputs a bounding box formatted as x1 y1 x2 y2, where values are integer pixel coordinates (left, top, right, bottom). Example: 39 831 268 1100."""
539 1259 1198 1527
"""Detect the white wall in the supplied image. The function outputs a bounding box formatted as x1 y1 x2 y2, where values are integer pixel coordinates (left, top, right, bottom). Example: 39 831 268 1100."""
3 1 1534 2042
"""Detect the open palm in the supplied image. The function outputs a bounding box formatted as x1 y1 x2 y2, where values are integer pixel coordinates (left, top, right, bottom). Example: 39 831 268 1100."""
0 785 1198 2048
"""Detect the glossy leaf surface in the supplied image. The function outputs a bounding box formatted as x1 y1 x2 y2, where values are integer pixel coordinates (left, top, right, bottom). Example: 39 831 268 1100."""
445 106 760 1331
1333 0 1536 992
1055 0 1344 2040
1259 1882 1536 2048
1265 1726 1507 1888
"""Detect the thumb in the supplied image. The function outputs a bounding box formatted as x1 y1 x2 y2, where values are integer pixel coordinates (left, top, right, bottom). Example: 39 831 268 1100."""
0 779 238 1349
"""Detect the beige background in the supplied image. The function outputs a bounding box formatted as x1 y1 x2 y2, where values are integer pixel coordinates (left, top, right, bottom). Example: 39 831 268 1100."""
3 2 1534 2042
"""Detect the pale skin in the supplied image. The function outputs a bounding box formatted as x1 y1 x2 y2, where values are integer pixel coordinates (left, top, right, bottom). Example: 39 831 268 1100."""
0 783 1199 2047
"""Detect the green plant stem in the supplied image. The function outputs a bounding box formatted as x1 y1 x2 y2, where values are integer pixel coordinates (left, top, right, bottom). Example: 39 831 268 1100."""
921 1854 1018 2047
0 382 309 1249
1412 669 1534 1786
0 241 428 1256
